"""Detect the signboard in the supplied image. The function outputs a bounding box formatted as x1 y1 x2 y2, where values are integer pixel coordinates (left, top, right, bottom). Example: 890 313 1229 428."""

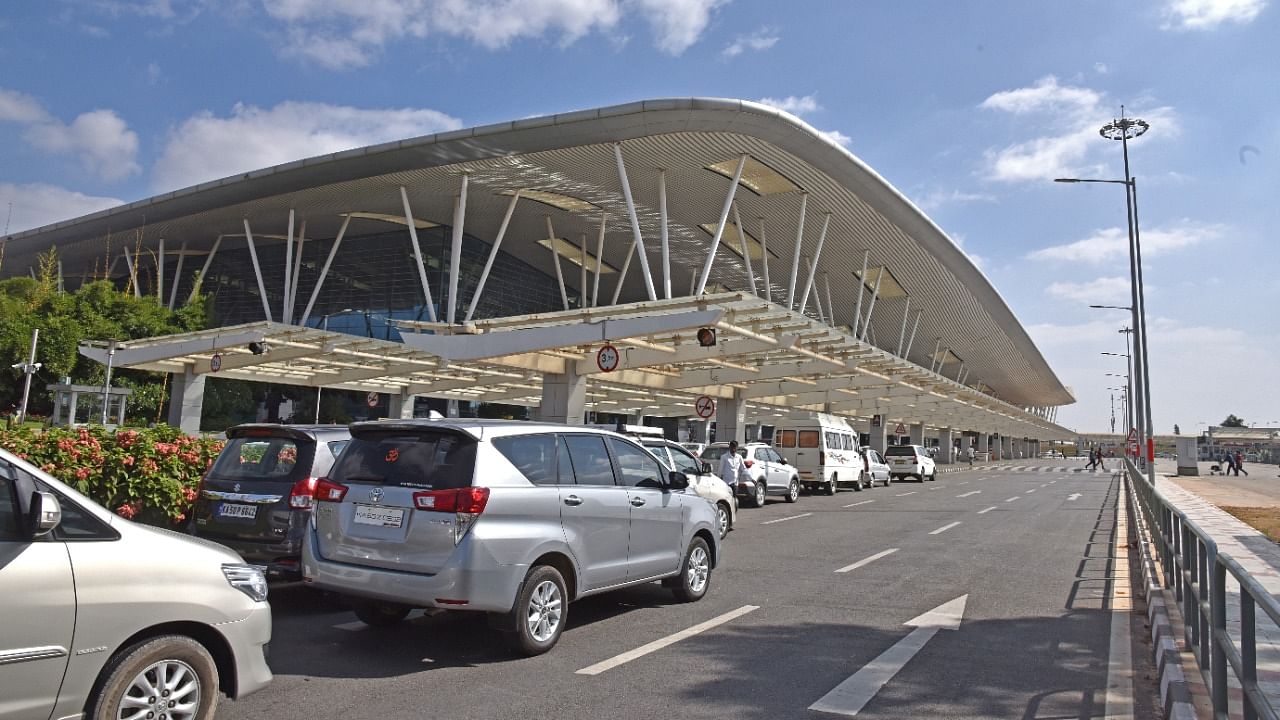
1126 428 1139 456
596 343 620 373
894 423 908 436
210 352 223 373
694 395 716 420
366 391 379 408
871 414 882 428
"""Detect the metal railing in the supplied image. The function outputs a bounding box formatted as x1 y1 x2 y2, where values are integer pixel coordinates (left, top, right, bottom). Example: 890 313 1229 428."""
1126 458 1280 720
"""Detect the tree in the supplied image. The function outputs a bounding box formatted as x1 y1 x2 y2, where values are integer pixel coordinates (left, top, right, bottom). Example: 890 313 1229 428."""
1221 414 1246 428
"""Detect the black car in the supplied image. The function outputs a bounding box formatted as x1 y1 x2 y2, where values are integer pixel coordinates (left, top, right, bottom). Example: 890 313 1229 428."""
191 424 350 580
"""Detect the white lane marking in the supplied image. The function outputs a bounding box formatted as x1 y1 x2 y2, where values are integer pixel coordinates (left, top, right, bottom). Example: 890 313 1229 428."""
1005 496 1020 503
928 487 941 491
958 480 969 484
896 491 917 497
835 548 899 574
761 512 812 525
576 604 759 675
1025 488 1037 494
1047 480 1057 484
977 506 997 514
956 491 981 498
844 500 875 508
929 521 961 535
809 596 967 717
1068 493 1082 501
333 621 366 632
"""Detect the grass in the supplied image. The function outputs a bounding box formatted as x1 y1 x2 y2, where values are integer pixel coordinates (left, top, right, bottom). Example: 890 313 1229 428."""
1221 506 1280 544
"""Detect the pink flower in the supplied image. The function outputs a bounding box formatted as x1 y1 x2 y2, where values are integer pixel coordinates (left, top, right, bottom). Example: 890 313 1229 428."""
121 455 135 467
115 503 137 519
75 468 92 480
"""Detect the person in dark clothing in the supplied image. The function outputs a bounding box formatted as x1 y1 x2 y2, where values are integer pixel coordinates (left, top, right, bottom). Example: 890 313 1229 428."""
1235 451 1249 477
1085 447 1097 470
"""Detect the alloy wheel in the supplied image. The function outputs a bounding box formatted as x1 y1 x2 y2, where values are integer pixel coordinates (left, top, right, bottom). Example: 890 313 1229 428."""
525 579 563 643
117 659 201 720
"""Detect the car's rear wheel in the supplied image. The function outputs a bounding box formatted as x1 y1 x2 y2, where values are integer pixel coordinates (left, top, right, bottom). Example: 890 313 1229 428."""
750 481 767 508
716 502 731 538
854 471 864 491
505 565 567 656
353 600 411 627
88 635 218 720
826 474 838 495
671 537 712 602
785 478 800 503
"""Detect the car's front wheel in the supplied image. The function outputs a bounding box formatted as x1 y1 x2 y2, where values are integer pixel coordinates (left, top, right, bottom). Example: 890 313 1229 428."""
716 502 732 538
88 635 219 720
506 565 567 656
671 537 712 602
785 478 800 503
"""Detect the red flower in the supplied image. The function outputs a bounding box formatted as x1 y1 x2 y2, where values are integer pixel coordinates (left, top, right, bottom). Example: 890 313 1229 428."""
174 513 186 523
116 503 138 519
75 468 92 480
121 455 135 466
182 486 198 502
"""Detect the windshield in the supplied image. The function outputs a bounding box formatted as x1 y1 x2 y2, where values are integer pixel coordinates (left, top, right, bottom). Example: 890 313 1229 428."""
884 446 918 457
209 436 312 483
330 430 476 490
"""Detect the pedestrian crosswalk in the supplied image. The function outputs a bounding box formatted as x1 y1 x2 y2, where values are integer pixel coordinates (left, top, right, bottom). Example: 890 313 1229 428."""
975 465 1108 474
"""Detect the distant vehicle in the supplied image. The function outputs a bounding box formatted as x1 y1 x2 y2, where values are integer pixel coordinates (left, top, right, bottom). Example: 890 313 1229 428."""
859 446 893 487
884 444 938 482
191 424 351 580
642 437 737 539
773 413 860 494
0 448 272 720
1040 450 1064 459
680 442 707 458
701 441 801 507
303 420 719 656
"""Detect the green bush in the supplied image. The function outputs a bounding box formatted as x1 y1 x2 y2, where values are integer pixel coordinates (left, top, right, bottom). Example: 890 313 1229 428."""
0 425 224 528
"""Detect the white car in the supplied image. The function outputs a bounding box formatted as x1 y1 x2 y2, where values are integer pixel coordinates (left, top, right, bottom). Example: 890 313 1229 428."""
680 442 707 458
700 442 801 507
858 447 893 488
883 444 937 482
642 439 737 539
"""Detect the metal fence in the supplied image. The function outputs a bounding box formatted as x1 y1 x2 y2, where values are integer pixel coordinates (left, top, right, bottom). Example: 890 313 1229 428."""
1126 458 1280 720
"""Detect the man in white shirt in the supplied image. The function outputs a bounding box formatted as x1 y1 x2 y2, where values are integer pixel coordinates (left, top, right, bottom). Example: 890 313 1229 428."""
717 440 749 490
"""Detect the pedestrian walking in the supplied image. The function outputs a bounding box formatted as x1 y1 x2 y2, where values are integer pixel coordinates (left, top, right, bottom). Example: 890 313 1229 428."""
1096 447 1107 472
1085 447 1096 470
1235 451 1249 477
717 440 751 492
966 445 974 466
1223 452 1236 476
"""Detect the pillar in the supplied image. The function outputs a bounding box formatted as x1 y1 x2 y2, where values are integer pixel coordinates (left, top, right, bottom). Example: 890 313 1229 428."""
1002 436 1013 459
689 419 711 443
977 433 989 460
166 367 205 435
447 399 460 418
868 415 888 455
539 368 587 425
715 394 746 445
936 427 953 464
389 389 415 420
909 422 924 446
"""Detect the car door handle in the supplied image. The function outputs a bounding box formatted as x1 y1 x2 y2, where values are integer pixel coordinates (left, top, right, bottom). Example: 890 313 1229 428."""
630 497 646 507
563 495 583 507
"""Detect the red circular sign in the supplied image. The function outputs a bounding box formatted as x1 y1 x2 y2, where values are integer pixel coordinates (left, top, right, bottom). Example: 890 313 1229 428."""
596 343 620 373
366 392 379 408
210 352 223 373
694 395 715 419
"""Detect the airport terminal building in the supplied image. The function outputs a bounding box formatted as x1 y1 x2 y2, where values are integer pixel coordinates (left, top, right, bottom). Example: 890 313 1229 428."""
0 98 1074 457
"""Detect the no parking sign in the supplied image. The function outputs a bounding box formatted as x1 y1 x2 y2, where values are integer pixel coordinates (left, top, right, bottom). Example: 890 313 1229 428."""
694 395 715 419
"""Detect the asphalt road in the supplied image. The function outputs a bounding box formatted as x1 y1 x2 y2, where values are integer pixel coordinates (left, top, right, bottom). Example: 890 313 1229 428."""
217 462 1159 719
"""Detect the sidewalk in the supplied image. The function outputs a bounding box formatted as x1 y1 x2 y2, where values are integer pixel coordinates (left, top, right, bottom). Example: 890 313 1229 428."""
1150 458 1280 715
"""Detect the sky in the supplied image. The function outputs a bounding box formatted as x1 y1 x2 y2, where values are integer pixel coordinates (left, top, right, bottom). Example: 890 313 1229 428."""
1 0 1277 434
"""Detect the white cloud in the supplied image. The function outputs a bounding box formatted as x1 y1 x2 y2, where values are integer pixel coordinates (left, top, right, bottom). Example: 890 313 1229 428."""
0 183 123 235
0 88 50 124
146 62 162 85
1027 220 1224 264
980 76 1101 116
819 129 851 147
757 94 820 116
632 0 727 55
915 188 997 212
24 110 141 181
151 101 464 191
722 26 779 57
1046 276 1132 304
1162 0 1267 29
1094 62 1109 74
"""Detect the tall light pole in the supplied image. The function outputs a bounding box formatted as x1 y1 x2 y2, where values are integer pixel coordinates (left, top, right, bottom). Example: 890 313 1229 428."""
1102 351 1135 438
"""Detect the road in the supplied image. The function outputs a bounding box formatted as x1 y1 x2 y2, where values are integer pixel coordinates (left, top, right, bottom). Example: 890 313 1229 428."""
218 462 1159 719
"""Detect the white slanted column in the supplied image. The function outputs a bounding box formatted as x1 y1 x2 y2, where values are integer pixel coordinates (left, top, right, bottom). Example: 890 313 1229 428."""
715 393 747 445
937 427 954 464
868 417 888 456
166 367 206 435
540 368 587 425
909 422 924 446
977 433 990 460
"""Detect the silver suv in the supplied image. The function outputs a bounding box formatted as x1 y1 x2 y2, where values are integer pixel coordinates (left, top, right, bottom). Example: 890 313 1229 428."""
301 420 720 655
0 448 272 720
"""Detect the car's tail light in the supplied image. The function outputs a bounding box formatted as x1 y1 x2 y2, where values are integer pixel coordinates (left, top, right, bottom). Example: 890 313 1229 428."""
313 477 348 502
819 451 825 466
743 459 754 468
413 488 490 545
289 477 318 509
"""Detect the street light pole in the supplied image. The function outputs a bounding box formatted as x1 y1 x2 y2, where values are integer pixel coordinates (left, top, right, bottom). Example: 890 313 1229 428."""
13 328 41 425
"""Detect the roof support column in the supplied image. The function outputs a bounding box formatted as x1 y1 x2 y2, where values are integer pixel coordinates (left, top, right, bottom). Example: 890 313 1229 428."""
242 219 272 321
823 273 835 328
977 433 989 458
465 190 520 322
283 209 294 323
579 233 588 308
592 210 606 307
189 235 222 306
758 218 771 304
715 391 747 445
930 339 942 373
937 427 954 464
539 367 586 426
156 237 165 303
852 249 869 336
867 416 887 455
166 365 205 435
167 241 187 310
400 186 438 323
956 362 965 383
896 296 912 357
695 153 747 296
733 202 756 295
903 310 922 361
805 259 825 322
288 221 307 324
546 215 569 311
301 215 350 328
122 246 140 298
612 143 657 301
797 212 829 316
658 169 671 300
447 172 469 324
787 193 808 310
909 422 925 445
859 267 882 343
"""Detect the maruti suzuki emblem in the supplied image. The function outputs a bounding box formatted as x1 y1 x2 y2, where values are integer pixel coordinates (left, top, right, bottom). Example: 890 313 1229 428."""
233 483 241 493
369 488 383 503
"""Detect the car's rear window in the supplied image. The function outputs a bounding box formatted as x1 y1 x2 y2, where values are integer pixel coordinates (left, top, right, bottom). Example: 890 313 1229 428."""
209 437 312 483
884 446 917 457
331 431 476 490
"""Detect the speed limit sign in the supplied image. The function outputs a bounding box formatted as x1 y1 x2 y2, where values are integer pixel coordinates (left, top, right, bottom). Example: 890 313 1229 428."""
210 352 223 373
694 395 715 419
596 343 620 373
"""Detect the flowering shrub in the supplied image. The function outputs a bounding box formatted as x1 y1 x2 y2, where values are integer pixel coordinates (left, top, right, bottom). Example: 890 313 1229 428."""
0 425 225 528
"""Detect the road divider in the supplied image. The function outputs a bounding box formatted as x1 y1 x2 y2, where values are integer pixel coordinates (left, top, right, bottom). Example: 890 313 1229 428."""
835 548 899 574
575 605 759 675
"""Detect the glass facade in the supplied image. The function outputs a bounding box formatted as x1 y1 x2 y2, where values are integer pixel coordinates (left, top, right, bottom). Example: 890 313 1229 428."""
169 226 577 341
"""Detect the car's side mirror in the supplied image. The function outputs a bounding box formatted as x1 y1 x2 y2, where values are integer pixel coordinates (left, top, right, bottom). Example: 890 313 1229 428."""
28 491 61 537
780 458 788 465
667 471 689 490
701 461 713 475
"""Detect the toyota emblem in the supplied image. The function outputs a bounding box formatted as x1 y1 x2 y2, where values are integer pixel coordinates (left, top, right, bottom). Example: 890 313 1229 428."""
369 488 383 503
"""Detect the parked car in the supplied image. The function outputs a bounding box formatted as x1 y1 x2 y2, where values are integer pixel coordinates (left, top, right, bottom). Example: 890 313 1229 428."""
301 420 719 656
0 447 272 720
700 441 801 507
884 444 937 482
774 412 860 494
680 442 707 458
191 423 350 580
859 446 893 488
641 437 737 539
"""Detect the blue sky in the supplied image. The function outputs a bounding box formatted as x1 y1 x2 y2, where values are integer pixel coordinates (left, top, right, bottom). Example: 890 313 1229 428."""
2 0 1277 434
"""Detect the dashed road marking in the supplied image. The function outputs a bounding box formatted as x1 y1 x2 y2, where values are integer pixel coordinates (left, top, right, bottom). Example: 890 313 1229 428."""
929 521 961 535
576 605 759 675
1025 488 1037 494
1005 496 1020 503
835 548 899 574
977 506 997 514
896 491 917 497
957 491 981 498
761 512 812 525
844 500 875 508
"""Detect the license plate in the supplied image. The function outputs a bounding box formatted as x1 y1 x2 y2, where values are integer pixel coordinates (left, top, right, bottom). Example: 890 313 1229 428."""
218 503 257 520
353 504 405 528
895 460 909 465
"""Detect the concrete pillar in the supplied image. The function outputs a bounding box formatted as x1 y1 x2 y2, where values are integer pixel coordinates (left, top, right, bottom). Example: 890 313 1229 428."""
1002 436 1013 459
630 410 645 425
166 367 205 435
936 427 953 464
1175 436 1199 476
715 394 746 445
389 389 415 420
909 422 925 446
539 368 587 425
689 419 711 443
868 415 888 455
447 399 460 418
977 433 989 460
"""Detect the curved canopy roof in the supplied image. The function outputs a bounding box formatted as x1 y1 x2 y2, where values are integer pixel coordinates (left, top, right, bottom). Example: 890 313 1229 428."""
2 97 1074 409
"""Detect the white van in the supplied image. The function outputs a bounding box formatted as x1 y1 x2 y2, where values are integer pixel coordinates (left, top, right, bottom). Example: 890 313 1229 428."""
773 413 861 495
